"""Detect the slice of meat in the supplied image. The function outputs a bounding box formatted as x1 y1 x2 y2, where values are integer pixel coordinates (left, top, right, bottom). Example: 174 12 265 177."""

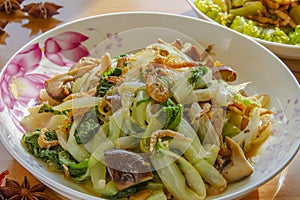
104 149 153 190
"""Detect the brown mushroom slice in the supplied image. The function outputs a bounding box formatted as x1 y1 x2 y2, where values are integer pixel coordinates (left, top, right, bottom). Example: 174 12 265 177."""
45 53 112 101
104 149 153 190
45 64 97 101
221 137 253 183
212 66 237 82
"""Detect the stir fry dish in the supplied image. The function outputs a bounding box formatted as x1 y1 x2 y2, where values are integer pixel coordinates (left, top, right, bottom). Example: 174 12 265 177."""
21 39 273 200
194 0 300 45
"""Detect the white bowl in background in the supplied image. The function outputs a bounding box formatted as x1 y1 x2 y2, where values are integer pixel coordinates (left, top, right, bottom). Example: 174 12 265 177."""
187 0 300 60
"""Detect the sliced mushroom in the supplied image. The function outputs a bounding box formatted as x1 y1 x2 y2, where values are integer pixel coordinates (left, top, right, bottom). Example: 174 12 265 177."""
45 54 112 101
104 149 153 190
45 64 97 101
212 66 237 82
221 137 253 183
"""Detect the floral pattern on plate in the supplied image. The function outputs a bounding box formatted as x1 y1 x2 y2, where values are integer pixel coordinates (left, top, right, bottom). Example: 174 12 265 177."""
0 31 91 131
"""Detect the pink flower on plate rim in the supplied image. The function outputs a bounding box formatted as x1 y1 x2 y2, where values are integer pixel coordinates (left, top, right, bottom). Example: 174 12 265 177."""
44 31 89 67
0 43 50 113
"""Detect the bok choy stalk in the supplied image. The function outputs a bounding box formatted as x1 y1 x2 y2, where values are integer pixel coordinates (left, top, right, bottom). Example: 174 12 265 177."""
77 127 121 194
132 89 150 128
88 156 107 189
147 190 167 200
150 152 205 200
52 96 101 111
193 159 227 188
172 73 194 104
168 138 226 189
108 109 123 141
177 118 203 152
87 180 119 197
67 117 91 162
80 126 120 194
159 149 206 199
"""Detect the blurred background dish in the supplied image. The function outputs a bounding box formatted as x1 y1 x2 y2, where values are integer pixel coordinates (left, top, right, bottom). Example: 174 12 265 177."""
187 0 300 60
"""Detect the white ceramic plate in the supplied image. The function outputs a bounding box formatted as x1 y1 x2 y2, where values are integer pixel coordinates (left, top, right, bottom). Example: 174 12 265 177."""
187 0 300 60
0 12 299 200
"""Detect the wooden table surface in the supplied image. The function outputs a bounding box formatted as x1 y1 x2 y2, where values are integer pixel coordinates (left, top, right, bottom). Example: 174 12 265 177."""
0 0 299 199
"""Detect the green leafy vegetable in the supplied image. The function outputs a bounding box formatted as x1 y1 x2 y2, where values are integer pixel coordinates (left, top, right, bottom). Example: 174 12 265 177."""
22 129 89 180
160 99 183 130
188 66 209 89
59 150 89 179
97 67 123 97
230 16 262 38
289 25 300 46
103 182 148 200
194 0 234 25
22 129 61 165
230 16 290 44
261 27 290 44
233 94 251 105
38 103 69 115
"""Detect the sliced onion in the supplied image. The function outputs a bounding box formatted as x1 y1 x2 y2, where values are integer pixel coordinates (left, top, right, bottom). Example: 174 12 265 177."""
53 97 102 111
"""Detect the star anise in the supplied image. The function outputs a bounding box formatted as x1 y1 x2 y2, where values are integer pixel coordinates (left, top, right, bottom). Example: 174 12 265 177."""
0 176 52 200
0 19 8 36
22 2 63 19
0 0 24 14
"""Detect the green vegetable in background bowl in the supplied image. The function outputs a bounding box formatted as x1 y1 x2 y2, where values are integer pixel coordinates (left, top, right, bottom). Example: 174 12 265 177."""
289 25 300 45
194 0 300 45
229 1 266 16
230 16 291 44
